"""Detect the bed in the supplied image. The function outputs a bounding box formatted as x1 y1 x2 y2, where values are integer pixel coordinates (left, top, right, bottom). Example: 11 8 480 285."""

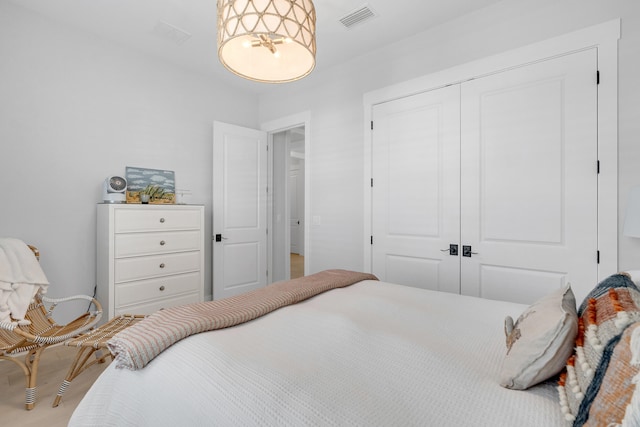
69 270 640 427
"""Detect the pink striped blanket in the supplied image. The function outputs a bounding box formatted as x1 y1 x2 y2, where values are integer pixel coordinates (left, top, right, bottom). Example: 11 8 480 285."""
107 269 378 370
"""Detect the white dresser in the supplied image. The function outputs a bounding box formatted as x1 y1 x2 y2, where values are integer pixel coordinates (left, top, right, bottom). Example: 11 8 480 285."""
97 204 205 319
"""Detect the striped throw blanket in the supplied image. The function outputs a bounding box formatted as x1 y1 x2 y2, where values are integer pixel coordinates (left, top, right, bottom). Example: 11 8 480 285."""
107 269 378 370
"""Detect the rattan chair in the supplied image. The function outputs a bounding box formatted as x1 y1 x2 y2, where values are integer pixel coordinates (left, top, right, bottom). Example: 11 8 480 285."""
0 245 102 410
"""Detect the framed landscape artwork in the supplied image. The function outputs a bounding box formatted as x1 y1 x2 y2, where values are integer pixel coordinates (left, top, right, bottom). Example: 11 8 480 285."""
125 166 176 204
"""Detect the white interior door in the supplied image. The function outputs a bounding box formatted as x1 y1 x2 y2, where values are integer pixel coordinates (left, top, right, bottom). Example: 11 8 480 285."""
213 121 268 299
372 85 461 293
460 49 598 304
371 49 598 304
296 159 305 256
289 167 300 254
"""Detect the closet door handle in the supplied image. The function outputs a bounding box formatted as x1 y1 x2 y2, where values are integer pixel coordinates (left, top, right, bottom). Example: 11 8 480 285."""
462 245 478 257
441 244 458 256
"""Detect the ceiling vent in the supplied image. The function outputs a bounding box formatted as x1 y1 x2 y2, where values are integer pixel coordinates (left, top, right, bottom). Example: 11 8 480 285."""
339 4 377 29
152 21 192 45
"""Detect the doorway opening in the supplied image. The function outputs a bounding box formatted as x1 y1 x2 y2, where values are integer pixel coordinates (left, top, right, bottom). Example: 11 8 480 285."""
263 111 311 284
270 125 306 281
288 127 305 278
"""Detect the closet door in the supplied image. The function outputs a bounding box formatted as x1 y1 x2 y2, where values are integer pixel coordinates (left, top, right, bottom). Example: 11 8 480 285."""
460 49 598 303
371 85 461 293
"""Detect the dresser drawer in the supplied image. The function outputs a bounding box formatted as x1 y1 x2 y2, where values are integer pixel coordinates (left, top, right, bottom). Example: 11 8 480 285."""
115 208 201 233
115 251 200 283
114 292 201 317
115 231 200 257
115 272 201 306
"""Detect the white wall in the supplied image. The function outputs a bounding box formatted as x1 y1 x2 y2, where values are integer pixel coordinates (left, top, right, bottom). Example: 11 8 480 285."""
0 2 259 317
258 0 640 276
3 0 640 315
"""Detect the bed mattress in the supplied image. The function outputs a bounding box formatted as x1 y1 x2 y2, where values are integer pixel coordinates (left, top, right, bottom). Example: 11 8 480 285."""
69 280 564 426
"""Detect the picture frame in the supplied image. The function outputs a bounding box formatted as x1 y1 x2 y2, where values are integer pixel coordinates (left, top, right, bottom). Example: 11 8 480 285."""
125 166 176 204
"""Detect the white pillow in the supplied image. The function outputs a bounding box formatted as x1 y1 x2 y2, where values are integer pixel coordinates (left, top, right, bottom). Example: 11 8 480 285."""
499 285 578 390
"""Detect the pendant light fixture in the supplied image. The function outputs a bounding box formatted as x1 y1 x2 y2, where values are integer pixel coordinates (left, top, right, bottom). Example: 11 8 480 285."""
217 0 316 83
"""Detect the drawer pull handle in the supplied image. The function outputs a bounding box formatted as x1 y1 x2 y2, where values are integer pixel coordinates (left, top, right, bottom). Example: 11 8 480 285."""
160 218 165 223
160 240 166 246
159 286 166 291
159 263 165 269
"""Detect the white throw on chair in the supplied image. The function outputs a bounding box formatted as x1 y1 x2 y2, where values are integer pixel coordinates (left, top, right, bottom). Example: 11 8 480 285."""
0 238 102 410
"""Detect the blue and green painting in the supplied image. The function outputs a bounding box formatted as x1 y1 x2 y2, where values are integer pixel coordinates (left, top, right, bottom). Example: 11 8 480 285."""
125 166 176 204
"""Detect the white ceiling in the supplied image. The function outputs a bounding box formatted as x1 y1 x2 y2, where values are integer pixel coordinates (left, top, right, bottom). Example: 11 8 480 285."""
10 0 505 94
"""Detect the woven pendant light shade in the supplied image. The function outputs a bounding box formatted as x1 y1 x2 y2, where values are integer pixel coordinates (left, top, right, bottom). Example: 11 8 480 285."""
217 0 316 83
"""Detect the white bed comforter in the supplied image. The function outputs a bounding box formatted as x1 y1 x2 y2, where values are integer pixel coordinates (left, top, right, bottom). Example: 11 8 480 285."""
70 280 565 426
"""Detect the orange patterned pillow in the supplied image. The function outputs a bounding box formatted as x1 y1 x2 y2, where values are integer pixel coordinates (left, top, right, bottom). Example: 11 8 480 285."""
557 273 640 425
574 322 640 426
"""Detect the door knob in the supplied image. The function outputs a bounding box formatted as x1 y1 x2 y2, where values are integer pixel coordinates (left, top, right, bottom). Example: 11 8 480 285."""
215 234 228 242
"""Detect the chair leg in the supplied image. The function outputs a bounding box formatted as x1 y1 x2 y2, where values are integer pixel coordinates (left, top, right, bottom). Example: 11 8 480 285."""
24 346 45 410
52 346 112 407
0 355 31 408
52 346 93 407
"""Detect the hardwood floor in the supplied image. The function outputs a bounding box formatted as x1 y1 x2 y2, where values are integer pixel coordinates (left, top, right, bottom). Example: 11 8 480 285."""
1 344 110 426
291 253 304 279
